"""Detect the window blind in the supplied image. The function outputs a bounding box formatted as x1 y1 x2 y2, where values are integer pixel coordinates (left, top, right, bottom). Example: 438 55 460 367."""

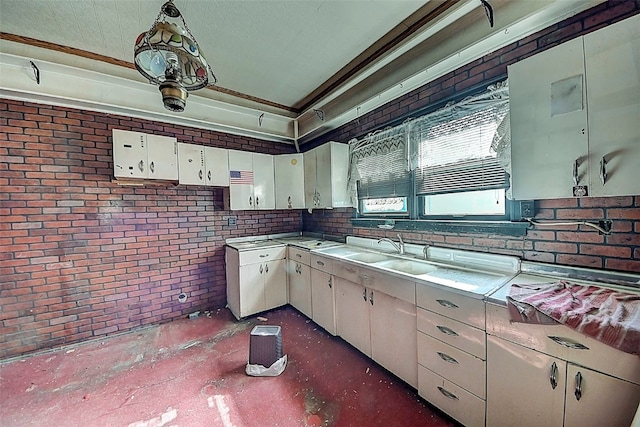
412 85 509 196
349 130 411 200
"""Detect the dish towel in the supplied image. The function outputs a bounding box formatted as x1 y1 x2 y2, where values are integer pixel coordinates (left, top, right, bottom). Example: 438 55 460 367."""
507 281 640 355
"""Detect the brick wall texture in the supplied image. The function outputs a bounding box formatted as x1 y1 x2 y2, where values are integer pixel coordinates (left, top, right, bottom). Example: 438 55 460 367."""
1 1 639 359
304 1 640 274
1 105 300 359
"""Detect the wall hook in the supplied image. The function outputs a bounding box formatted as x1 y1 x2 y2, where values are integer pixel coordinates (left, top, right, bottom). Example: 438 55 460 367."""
480 0 494 28
30 61 40 84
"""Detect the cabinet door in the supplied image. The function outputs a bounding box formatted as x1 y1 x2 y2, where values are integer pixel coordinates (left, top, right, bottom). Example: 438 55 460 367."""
178 143 206 185
303 149 318 207
288 260 312 318
238 263 265 318
253 152 275 209
509 37 588 199
228 150 254 210
146 134 177 180
275 154 305 209
311 268 336 335
204 146 229 186
113 129 147 178
486 335 565 426
328 142 351 208
370 290 417 388
335 277 371 356
584 15 640 197
564 363 640 427
314 143 333 208
264 259 287 311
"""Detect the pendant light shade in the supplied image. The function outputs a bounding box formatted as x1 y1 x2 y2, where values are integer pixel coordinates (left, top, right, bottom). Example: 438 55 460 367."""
134 1 217 112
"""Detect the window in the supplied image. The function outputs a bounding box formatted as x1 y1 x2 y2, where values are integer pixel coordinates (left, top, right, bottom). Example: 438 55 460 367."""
349 81 511 221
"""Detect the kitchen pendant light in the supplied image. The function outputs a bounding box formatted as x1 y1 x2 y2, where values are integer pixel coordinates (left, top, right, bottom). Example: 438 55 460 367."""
134 0 217 112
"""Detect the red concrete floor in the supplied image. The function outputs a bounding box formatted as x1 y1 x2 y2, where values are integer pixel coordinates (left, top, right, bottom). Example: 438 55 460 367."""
0 306 459 427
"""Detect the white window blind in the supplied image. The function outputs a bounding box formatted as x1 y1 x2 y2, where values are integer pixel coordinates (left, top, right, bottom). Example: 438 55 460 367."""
348 129 410 200
412 83 509 195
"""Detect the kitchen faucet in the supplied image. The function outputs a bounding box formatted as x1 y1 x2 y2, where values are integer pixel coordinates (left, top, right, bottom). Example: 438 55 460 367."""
378 234 405 255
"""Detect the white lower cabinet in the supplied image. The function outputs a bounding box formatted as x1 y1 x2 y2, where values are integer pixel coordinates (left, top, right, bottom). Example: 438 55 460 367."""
225 246 287 319
370 290 417 388
288 247 312 318
487 335 640 427
310 254 336 335
335 274 417 387
335 277 371 356
416 284 487 426
486 302 640 427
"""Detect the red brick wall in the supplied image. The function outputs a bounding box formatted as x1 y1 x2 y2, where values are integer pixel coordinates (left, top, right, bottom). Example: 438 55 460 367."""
303 2 640 274
0 100 301 359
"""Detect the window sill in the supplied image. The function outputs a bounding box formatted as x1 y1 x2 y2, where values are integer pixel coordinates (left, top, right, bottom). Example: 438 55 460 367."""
350 218 530 237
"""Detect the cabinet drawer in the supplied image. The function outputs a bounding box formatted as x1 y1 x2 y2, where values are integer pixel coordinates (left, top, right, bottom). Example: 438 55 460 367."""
310 254 333 274
418 331 486 399
417 284 485 329
418 365 485 427
487 302 640 385
417 308 485 360
288 247 310 265
238 246 286 265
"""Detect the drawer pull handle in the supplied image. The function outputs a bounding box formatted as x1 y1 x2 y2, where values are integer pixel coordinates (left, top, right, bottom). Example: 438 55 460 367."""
317 260 325 266
437 352 459 364
550 362 558 390
436 325 458 336
548 336 589 350
436 299 459 309
574 371 583 401
345 266 355 273
437 386 459 400
361 274 369 280
296 254 302 258
259 254 270 258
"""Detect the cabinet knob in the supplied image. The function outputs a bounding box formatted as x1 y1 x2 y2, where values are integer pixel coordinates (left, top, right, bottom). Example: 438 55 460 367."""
199 169 203 180
256 196 259 207
574 371 583 401
149 161 155 173
599 156 607 186
362 288 367 302
369 290 374 305
437 386 459 400
328 277 332 289
208 170 212 181
138 160 145 172
436 325 459 336
436 299 459 309
549 361 558 390
259 264 263 274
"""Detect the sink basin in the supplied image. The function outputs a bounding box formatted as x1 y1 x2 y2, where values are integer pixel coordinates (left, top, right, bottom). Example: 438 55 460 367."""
373 259 437 275
345 252 393 264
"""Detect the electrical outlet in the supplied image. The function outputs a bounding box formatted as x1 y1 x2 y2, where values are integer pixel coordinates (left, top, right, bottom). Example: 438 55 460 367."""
510 200 534 221
520 201 534 218
228 216 237 226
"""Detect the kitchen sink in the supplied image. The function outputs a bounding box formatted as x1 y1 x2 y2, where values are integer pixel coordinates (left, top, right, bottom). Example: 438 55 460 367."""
345 252 394 264
373 259 437 276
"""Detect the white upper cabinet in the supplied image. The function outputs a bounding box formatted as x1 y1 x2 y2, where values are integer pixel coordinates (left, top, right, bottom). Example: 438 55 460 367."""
275 154 305 209
177 143 229 186
509 15 640 199
228 150 275 210
304 142 351 209
113 129 178 180
583 15 640 197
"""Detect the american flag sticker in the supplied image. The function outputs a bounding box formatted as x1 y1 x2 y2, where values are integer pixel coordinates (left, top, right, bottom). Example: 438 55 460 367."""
230 170 254 185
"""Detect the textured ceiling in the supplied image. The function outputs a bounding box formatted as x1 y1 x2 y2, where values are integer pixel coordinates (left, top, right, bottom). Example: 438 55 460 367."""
0 0 426 109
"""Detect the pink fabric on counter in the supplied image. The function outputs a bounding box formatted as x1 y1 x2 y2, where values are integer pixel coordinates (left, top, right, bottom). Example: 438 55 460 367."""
507 281 640 355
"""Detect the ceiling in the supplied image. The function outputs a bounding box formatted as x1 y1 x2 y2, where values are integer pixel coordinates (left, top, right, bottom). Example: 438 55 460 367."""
0 0 603 144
